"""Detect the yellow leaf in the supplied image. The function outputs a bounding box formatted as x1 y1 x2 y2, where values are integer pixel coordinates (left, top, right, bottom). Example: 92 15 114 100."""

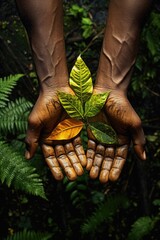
69 55 93 104
46 118 84 141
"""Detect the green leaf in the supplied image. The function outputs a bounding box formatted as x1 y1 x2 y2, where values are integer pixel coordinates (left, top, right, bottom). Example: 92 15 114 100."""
89 122 118 144
58 92 84 119
69 55 93 105
6 229 53 240
153 199 160 206
0 74 23 108
81 194 129 235
85 92 109 117
69 4 84 17
82 17 92 25
128 216 156 240
0 141 46 199
65 181 77 192
146 30 157 56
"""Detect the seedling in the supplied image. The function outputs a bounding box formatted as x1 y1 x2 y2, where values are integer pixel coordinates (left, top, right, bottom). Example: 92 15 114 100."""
47 55 117 144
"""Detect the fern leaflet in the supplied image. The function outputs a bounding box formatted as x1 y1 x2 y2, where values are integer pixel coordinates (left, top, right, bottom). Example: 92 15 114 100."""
0 141 46 199
0 97 33 134
0 74 23 108
81 194 129 235
5 229 53 240
128 216 159 240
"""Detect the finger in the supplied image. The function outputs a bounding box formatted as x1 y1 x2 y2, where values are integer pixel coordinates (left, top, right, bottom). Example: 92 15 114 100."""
86 140 96 170
90 145 105 179
109 145 128 181
65 142 84 176
131 126 146 160
73 137 87 167
99 147 115 183
134 144 146 160
25 125 41 159
55 145 77 181
41 144 64 180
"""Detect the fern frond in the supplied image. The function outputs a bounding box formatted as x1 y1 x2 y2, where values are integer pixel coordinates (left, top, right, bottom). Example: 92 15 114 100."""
0 74 23 108
0 141 46 199
0 97 33 135
81 194 129 235
6 229 53 240
128 216 158 240
10 137 26 153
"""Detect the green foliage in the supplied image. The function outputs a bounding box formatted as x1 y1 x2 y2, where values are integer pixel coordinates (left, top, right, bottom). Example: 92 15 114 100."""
81 17 93 38
0 141 46 199
67 4 93 39
0 74 23 108
69 55 93 104
69 4 85 17
0 97 33 134
0 74 32 135
81 194 129 235
153 199 160 206
0 1 160 239
63 174 89 208
84 92 109 117
144 12 160 58
5 229 53 240
127 199 160 240
89 122 118 144
58 92 84 119
0 74 45 199
59 55 117 144
128 216 159 240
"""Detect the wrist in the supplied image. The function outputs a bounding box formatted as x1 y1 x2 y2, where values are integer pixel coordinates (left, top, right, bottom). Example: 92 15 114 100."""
39 81 73 97
39 76 69 93
94 82 128 97
95 66 131 94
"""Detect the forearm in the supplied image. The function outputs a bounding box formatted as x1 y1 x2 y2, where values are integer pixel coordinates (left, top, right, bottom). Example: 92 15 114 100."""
95 0 152 93
16 0 68 92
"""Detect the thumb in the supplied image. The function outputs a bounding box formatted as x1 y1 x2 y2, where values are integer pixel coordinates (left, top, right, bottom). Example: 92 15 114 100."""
131 123 146 160
134 144 146 160
25 124 42 159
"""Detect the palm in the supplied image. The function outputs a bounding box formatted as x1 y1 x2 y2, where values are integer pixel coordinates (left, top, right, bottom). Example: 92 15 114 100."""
25 91 62 158
25 87 86 181
105 92 145 149
86 90 146 183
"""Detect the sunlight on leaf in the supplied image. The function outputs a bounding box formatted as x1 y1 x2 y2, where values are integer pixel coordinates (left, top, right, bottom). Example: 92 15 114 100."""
46 118 84 141
89 122 118 144
85 92 109 117
69 55 93 105
58 92 84 119
58 56 118 145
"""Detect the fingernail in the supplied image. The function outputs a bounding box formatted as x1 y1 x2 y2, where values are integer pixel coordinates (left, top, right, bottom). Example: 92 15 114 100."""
25 151 31 159
109 168 120 182
66 168 77 181
142 151 146 160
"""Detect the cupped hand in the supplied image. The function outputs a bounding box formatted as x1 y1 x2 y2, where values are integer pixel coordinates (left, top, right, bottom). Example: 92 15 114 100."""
25 87 86 181
86 88 146 183
41 135 86 181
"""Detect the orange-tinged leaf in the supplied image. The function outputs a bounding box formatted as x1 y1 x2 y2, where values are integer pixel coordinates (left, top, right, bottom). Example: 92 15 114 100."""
46 118 84 141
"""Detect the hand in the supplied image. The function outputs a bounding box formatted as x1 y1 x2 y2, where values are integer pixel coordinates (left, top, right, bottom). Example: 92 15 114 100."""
41 135 86 181
25 87 86 181
86 88 146 183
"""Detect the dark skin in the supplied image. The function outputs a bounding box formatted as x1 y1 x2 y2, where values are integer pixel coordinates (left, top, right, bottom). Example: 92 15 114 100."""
86 89 145 183
16 0 86 181
86 0 152 182
25 88 86 181
15 0 152 182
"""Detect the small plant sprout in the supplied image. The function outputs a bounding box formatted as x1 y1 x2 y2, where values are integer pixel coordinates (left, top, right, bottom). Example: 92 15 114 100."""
47 55 117 145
